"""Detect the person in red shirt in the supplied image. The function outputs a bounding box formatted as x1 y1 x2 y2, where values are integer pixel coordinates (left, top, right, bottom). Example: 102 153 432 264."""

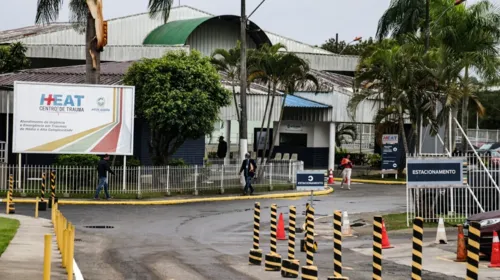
340 154 353 189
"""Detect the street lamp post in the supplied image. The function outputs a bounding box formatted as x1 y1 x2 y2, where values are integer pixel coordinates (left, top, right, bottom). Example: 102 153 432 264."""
339 36 362 55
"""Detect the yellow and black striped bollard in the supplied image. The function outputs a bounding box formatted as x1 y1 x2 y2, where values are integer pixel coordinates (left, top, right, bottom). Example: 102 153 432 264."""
373 216 383 280
328 210 348 280
281 205 300 278
39 172 47 211
249 202 263 265
466 222 481 280
300 203 310 252
48 170 57 208
8 174 15 214
412 217 424 280
301 206 317 280
265 203 282 271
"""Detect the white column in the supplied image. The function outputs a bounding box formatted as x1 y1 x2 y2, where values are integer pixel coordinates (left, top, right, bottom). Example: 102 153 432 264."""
225 120 231 165
329 122 336 170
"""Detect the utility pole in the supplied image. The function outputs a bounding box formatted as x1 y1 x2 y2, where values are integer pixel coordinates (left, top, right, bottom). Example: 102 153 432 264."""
240 0 248 161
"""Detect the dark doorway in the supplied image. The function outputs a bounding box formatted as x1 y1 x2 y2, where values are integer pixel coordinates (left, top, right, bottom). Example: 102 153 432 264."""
279 133 307 147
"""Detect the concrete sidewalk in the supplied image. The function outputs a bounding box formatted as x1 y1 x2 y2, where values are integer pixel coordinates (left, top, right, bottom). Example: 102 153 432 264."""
0 214 67 279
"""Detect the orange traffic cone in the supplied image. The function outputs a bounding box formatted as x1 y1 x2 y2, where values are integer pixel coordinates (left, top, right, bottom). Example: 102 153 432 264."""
381 220 394 249
454 225 467 262
277 213 286 240
328 169 335 184
489 231 500 268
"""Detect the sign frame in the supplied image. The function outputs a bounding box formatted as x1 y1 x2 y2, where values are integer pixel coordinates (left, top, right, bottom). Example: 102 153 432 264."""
381 134 401 172
12 81 135 155
406 157 465 187
296 171 326 191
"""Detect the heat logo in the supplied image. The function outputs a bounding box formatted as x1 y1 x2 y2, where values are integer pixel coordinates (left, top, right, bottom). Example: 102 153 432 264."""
39 94 85 113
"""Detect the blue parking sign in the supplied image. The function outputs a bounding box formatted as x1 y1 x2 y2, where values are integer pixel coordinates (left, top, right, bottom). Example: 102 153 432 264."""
296 171 325 191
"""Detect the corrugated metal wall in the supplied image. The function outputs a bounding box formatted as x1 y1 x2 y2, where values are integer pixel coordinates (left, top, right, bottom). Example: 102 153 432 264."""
187 21 256 56
266 32 331 54
0 90 13 114
294 92 380 123
219 94 282 122
25 45 189 61
293 52 359 72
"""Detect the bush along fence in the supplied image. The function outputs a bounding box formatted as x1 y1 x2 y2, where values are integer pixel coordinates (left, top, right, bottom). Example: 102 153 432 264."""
0 161 304 198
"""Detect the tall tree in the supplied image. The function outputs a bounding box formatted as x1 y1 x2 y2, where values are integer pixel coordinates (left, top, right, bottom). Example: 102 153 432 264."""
247 43 287 165
320 37 375 56
124 50 231 165
35 0 174 84
250 49 319 164
0 42 30 74
211 42 243 122
433 0 500 150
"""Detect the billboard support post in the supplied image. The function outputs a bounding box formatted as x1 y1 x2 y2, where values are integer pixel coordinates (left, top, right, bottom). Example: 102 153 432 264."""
5 92 9 164
17 153 21 191
122 156 126 191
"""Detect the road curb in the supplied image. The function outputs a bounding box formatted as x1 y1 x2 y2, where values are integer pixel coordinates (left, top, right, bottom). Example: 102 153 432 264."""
5 187 334 205
333 177 405 185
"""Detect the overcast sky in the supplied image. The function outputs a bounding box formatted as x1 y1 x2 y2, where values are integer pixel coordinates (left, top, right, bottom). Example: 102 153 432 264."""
0 0 497 46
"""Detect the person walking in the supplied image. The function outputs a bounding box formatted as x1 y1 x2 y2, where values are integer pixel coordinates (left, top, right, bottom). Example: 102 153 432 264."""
340 154 353 190
94 154 115 200
239 153 257 195
217 136 228 163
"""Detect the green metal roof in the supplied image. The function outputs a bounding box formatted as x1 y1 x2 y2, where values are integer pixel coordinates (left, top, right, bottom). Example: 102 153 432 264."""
143 17 211 45
143 15 272 47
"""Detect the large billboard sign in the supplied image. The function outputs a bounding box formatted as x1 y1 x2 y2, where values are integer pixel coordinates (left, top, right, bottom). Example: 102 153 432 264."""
407 158 464 187
13 81 135 155
381 134 401 171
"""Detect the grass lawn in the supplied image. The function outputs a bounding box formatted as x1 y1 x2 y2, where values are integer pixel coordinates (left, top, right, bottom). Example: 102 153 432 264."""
0 217 20 256
382 213 466 231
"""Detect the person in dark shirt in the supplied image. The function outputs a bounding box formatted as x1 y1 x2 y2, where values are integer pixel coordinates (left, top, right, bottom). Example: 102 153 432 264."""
239 153 257 195
217 136 228 160
94 154 115 200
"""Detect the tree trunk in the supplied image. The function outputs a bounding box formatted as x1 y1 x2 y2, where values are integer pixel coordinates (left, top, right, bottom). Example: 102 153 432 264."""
443 113 449 154
398 107 410 158
266 92 287 163
232 82 240 121
257 83 271 164
425 0 431 52
461 66 470 152
256 85 276 181
86 11 100 84
452 108 458 151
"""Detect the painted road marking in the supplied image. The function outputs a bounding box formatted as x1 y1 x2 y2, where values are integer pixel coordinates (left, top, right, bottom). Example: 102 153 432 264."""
435 256 499 269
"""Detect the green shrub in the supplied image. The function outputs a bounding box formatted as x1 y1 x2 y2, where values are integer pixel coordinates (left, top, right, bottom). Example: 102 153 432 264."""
55 154 100 166
367 153 382 168
168 158 187 166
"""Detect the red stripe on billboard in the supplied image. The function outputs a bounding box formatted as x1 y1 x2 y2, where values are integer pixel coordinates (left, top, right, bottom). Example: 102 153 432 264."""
91 89 123 153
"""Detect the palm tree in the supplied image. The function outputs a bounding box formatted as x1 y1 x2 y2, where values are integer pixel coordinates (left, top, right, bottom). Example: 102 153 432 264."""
249 46 318 165
335 124 358 147
35 0 174 84
247 43 287 164
376 0 428 41
351 39 437 157
432 0 500 151
211 42 243 121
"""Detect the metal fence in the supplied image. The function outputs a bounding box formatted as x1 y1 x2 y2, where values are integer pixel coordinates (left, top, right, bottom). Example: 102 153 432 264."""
407 153 500 224
0 161 303 196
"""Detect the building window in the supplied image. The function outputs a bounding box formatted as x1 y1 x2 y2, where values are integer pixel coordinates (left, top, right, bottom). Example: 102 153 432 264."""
280 133 307 147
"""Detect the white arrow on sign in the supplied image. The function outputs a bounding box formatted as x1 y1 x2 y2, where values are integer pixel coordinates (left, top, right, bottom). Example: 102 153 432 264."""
308 175 313 181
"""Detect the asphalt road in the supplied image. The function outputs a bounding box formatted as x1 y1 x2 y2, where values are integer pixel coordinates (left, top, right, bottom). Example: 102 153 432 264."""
6 184 462 280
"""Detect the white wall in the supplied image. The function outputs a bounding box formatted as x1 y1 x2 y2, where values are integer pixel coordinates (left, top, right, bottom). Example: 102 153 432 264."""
273 121 330 148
